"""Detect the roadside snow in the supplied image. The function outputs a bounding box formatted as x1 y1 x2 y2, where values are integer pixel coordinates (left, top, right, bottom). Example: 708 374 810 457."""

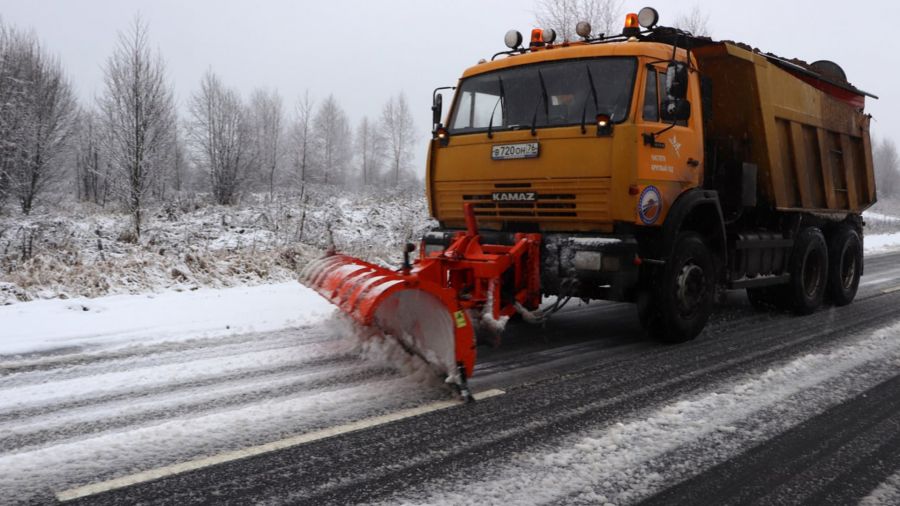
0 282 335 356
865 232 900 255
864 210 900 223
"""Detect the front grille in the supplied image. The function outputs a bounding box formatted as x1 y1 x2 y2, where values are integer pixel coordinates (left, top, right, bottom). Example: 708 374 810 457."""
435 178 611 224
465 193 578 217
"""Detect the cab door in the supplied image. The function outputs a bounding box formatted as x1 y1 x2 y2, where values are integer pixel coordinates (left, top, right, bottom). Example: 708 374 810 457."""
634 63 703 226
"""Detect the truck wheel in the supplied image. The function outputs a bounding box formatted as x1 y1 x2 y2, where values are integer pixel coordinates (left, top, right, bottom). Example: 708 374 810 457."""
787 227 828 315
652 232 714 343
827 225 862 306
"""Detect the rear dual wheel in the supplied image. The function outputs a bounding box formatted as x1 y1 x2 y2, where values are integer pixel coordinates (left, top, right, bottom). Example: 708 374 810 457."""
826 225 862 306
746 225 861 314
785 227 828 315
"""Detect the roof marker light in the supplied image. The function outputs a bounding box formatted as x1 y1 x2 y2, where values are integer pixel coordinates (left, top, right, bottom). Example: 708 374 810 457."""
638 7 659 29
504 30 523 49
543 28 557 44
575 21 592 39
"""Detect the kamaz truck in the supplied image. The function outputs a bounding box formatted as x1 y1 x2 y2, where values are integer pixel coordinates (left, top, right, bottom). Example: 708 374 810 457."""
301 7 877 398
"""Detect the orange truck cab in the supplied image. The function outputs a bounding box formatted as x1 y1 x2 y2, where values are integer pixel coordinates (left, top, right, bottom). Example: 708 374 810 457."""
424 8 877 342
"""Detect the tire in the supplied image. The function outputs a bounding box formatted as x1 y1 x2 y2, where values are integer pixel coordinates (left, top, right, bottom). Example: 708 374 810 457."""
826 225 862 306
786 227 828 315
647 232 715 343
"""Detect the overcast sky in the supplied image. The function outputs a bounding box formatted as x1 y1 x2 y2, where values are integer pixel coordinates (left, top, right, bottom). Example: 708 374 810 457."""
1 0 896 172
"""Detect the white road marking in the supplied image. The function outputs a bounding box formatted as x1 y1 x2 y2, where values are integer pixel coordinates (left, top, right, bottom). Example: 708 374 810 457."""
882 285 900 294
55 388 505 502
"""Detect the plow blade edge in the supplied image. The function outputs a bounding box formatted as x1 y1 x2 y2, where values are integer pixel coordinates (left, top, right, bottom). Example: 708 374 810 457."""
299 254 477 379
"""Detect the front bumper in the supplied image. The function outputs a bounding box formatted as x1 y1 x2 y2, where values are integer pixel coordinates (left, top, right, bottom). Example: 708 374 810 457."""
422 230 640 302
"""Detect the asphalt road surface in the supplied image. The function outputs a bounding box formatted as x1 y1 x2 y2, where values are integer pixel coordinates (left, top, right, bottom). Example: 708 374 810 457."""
8 252 900 505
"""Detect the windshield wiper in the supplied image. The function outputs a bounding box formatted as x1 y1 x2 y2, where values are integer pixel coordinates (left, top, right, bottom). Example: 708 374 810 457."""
581 65 600 134
487 75 506 139
530 69 549 136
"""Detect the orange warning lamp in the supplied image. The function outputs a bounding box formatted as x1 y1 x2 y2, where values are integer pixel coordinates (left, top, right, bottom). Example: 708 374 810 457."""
530 28 545 47
623 13 640 37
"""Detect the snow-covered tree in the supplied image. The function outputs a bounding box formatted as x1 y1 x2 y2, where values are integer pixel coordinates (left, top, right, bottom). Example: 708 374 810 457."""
248 88 284 196
673 5 711 37
188 70 253 205
74 108 111 206
312 94 351 186
0 22 77 214
535 0 624 40
290 91 315 186
380 92 416 186
98 16 175 237
355 116 384 187
875 138 900 199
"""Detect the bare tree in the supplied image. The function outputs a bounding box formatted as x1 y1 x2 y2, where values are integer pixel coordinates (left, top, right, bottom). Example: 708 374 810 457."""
168 125 188 194
535 0 624 41
249 88 284 196
875 138 899 200
98 16 175 237
0 22 76 214
312 94 351 186
290 91 315 185
187 70 253 205
673 4 711 37
380 92 416 186
74 108 111 206
355 116 384 187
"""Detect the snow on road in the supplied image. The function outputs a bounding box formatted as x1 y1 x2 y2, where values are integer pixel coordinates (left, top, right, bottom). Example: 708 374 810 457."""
862 470 900 506
0 281 447 503
392 321 900 505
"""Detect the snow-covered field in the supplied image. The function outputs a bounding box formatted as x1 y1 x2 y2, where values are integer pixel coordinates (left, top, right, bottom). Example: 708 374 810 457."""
0 186 432 305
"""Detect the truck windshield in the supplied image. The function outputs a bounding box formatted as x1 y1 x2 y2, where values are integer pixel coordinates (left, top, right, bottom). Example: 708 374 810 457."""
449 57 637 134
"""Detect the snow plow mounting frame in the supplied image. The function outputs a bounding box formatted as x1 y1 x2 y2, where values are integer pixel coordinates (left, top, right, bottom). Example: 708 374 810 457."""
299 203 542 386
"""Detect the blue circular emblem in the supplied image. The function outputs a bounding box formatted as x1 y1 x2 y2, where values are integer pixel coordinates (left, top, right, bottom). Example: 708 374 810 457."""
638 186 662 225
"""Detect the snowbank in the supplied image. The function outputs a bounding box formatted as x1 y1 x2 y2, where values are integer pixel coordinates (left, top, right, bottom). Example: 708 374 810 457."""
0 282 335 356
865 232 900 255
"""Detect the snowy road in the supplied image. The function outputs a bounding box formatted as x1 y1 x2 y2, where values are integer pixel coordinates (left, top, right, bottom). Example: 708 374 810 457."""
2 253 900 504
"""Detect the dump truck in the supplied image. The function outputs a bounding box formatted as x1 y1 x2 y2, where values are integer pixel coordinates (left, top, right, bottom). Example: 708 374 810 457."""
301 7 877 399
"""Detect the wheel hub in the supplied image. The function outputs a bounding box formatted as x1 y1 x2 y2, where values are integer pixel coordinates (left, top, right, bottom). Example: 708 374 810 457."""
675 262 706 316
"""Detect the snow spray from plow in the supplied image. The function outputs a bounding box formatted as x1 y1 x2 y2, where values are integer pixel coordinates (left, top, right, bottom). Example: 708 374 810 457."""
299 204 542 401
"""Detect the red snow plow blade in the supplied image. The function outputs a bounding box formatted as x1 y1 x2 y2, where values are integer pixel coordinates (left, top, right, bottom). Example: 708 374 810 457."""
299 204 541 396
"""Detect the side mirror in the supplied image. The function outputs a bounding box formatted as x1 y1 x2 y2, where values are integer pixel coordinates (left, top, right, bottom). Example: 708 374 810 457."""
665 61 689 100
661 98 691 122
432 94 443 132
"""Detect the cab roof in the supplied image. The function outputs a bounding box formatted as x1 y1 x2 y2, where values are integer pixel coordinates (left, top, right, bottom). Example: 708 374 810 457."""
461 41 689 79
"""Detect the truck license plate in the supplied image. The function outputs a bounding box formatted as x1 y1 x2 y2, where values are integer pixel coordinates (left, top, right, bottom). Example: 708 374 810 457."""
491 142 539 160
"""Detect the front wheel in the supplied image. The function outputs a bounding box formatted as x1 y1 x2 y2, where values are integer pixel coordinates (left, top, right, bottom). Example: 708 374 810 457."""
646 232 715 343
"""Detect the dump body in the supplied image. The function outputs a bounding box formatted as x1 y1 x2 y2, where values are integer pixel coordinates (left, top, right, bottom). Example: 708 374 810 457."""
694 42 876 213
